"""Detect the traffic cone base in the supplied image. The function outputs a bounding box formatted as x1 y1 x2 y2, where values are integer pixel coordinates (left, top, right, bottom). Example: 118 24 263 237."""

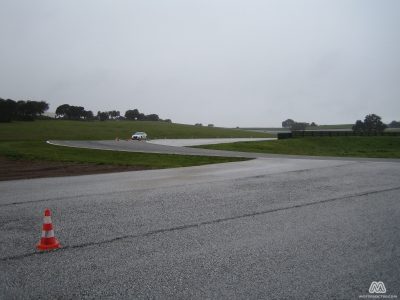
37 238 60 250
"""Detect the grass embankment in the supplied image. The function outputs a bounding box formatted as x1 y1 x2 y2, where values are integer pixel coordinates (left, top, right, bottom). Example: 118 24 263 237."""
0 120 271 141
0 141 247 168
0 120 262 171
196 137 400 159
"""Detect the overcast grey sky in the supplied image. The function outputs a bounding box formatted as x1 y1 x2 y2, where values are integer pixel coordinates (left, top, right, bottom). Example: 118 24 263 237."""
0 0 399 127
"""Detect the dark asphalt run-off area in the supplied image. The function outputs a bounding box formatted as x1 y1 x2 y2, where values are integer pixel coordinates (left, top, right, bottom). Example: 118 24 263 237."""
0 140 399 299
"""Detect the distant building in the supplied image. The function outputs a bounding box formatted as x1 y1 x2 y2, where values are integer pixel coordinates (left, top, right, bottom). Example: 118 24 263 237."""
43 112 56 118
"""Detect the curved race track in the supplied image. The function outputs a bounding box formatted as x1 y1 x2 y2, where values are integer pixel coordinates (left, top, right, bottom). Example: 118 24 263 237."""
48 139 400 162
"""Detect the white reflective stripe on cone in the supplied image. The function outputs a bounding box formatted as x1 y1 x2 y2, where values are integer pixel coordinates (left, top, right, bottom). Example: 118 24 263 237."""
42 230 55 238
43 216 52 224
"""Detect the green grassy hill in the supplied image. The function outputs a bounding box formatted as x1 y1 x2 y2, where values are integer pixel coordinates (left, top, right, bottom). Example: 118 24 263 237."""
196 136 400 159
0 120 259 171
0 120 272 141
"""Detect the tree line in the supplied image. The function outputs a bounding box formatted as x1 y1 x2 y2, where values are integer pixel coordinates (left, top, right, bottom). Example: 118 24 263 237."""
0 98 49 122
352 114 387 134
55 104 170 122
0 98 171 123
281 119 317 131
282 114 399 133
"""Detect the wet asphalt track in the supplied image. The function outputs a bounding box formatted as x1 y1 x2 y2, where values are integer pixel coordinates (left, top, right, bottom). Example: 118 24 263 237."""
48 139 400 162
1 140 400 299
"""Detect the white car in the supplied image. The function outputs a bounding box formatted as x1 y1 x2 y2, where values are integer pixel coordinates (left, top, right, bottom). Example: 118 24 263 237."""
131 132 147 141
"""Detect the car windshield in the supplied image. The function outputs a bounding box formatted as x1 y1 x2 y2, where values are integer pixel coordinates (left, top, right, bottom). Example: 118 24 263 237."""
134 132 144 135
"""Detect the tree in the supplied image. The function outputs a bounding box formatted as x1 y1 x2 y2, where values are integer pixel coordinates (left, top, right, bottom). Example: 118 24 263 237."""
290 122 308 132
352 114 387 134
125 110 134 120
310 122 317 127
146 114 159 121
0 98 17 122
125 109 140 120
352 120 365 133
14 100 49 120
56 104 91 120
34 101 49 116
388 120 400 128
363 114 387 133
97 111 109 121
0 98 49 121
24 101 39 119
108 110 120 120
83 110 94 120
137 113 146 121
67 106 85 120
282 119 295 128
207 124 214 127
16 100 28 120
56 104 71 118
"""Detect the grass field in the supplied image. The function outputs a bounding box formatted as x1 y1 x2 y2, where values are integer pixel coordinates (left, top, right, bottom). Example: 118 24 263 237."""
0 141 247 168
0 120 271 141
0 120 258 170
196 136 400 158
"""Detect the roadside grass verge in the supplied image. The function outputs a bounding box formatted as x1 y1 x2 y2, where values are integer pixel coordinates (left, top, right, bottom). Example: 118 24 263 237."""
0 120 272 141
195 136 400 159
0 141 249 169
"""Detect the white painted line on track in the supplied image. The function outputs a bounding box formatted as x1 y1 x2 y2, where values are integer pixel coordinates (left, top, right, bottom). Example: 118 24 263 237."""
46 140 157 154
46 140 245 157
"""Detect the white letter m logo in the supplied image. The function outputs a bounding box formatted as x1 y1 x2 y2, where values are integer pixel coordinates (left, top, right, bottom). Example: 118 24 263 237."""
369 281 386 294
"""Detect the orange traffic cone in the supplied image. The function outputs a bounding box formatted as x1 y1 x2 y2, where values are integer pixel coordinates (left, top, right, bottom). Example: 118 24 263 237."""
36 209 61 250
